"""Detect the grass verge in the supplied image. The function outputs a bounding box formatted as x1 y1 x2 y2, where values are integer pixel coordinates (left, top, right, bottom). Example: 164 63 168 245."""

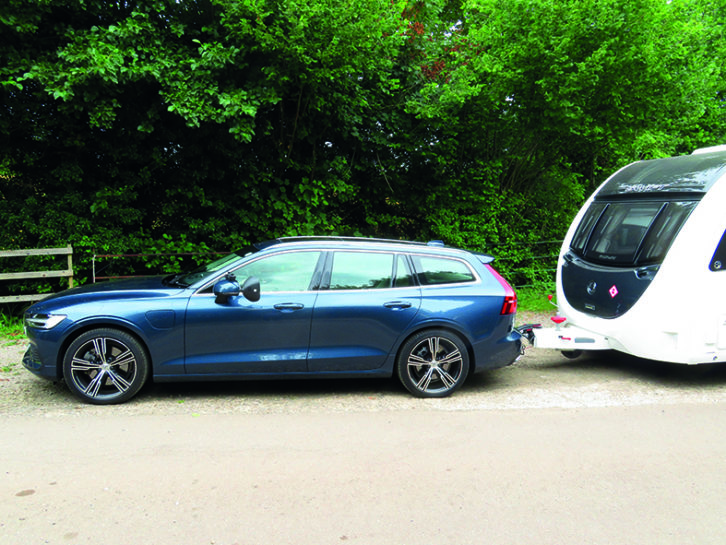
0 313 25 341
516 285 557 313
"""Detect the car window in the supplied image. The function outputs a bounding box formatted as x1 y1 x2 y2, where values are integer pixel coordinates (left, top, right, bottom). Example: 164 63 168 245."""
412 255 476 285
237 251 322 292
394 255 414 287
329 252 394 290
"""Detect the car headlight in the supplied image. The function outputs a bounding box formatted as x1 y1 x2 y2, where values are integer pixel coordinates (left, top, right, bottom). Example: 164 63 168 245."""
25 313 67 330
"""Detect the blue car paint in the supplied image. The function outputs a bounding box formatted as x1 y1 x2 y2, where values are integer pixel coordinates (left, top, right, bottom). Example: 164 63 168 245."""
23 238 522 397
24 276 189 376
184 290 318 374
307 286 422 372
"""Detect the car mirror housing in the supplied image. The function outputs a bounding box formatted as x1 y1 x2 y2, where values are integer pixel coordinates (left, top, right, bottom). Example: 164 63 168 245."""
213 279 241 304
241 276 261 302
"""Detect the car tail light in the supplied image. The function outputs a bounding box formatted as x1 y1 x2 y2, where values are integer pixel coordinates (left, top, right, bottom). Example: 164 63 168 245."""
501 294 518 315
486 265 518 315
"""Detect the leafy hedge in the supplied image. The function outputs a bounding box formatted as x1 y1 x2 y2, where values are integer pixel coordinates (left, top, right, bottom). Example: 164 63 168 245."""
1 0 724 299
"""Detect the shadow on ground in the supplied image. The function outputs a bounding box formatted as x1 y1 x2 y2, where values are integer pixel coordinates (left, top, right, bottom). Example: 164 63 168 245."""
140 375 404 403
521 348 726 387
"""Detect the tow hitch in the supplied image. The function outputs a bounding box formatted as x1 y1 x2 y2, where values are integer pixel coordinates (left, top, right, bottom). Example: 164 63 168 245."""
516 323 542 345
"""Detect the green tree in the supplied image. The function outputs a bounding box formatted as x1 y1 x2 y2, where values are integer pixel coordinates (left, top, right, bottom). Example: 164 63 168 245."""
0 0 723 290
1 0 413 267
396 0 725 282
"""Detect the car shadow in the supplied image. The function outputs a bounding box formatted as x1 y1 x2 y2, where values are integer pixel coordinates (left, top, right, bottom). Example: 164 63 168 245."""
532 349 726 387
140 376 405 402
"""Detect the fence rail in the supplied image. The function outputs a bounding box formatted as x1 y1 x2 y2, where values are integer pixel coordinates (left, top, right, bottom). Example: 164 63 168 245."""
92 252 227 282
0 245 74 303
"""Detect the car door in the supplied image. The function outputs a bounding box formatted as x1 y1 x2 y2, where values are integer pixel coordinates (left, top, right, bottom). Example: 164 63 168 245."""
184 250 323 375
307 251 421 372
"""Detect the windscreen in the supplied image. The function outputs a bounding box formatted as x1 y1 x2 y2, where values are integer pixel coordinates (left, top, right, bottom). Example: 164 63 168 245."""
571 200 698 266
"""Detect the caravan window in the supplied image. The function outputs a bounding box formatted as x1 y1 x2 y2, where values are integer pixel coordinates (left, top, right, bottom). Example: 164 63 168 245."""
638 201 698 264
571 200 698 266
570 203 606 254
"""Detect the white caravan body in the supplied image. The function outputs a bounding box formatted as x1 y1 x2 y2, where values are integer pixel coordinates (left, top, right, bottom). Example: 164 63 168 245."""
533 147 726 364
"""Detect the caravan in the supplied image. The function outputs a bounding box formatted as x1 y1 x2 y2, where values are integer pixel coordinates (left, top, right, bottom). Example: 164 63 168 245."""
529 145 726 364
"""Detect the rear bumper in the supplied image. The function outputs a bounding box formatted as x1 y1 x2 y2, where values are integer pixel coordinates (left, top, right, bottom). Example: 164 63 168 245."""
471 329 523 373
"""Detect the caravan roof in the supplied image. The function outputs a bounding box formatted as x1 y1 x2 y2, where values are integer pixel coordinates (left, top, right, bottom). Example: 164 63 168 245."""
598 151 726 197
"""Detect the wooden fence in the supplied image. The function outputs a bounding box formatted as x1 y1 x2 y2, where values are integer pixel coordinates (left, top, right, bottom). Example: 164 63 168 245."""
0 245 74 303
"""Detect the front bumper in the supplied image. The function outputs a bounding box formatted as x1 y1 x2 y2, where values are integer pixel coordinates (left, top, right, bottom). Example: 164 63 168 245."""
23 344 60 380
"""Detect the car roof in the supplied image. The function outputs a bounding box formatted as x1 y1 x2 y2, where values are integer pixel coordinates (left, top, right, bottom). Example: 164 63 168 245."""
251 237 494 262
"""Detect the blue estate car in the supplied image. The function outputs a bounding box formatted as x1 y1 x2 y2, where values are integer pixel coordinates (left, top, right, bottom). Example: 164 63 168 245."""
23 237 522 404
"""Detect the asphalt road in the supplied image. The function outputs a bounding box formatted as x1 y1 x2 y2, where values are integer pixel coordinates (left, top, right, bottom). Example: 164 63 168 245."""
3 343 726 544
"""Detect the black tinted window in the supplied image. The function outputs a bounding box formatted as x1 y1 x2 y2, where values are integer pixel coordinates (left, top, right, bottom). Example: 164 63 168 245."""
638 201 698 264
571 203 606 254
572 200 697 266
584 202 663 264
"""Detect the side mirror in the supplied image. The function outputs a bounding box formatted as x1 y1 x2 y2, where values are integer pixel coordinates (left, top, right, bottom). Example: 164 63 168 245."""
241 276 261 302
213 278 240 304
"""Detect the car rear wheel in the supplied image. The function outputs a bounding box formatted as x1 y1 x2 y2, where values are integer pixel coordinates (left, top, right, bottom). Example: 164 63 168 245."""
397 329 469 398
62 328 149 405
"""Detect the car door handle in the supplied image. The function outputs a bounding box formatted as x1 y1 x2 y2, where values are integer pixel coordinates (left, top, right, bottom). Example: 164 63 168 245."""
384 301 412 310
274 303 305 312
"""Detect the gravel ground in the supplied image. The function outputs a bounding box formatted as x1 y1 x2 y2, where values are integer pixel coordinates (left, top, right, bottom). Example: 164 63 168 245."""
4 310 726 416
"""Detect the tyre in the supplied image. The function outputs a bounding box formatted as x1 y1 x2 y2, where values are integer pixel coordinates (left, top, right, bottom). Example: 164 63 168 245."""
396 329 469 398
62 328 149 405
560 350 583 360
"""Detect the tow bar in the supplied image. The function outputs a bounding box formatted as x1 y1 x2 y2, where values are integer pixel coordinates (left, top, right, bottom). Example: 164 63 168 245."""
516 323 542 345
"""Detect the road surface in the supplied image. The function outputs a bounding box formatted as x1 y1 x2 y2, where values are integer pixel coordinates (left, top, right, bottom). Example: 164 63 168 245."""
2 341 726 544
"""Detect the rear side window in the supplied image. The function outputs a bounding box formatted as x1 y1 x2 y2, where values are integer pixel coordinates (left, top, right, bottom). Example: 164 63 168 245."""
412 256 476 285
571 200 697 266
329 252 394 290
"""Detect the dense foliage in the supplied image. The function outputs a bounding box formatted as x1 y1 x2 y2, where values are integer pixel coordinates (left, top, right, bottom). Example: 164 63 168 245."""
1 0 724 291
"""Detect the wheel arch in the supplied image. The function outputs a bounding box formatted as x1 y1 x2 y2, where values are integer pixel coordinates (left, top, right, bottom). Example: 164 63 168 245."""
56 320 154 379
395 324 476 376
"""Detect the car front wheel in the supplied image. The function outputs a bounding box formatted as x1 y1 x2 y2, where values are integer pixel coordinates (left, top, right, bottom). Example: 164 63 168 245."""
62 328 149 405
397 329 469 398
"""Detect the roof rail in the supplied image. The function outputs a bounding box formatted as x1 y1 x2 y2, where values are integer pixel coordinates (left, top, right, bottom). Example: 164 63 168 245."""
275 236 433 246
